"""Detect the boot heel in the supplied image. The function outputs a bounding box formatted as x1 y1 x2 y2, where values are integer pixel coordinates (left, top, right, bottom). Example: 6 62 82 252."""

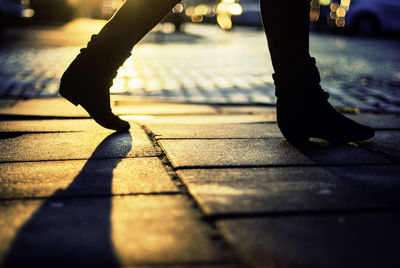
59 89 80 106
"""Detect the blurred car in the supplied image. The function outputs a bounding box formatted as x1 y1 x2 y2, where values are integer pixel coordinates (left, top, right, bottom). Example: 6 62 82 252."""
0 0 29 18
0 0 33 30
346 0 400 34
29 0 75 22
231 0 262 26
318 0 400 35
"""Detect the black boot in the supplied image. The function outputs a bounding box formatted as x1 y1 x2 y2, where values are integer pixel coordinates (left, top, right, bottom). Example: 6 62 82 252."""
275 58 374 144
59 35 130 132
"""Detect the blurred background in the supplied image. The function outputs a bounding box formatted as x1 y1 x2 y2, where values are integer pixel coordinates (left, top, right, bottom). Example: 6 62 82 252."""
0 0 399 112
2 0 400 34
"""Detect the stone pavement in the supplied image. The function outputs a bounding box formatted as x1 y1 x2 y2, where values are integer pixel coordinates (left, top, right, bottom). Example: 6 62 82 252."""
1 19 400 113
0 96 399 267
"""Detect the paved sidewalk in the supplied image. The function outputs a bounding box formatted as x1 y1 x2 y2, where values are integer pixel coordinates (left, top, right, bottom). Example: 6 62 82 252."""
0 97 400 267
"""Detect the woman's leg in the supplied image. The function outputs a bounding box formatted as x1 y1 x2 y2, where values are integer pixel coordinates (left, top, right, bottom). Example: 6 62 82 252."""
99 0 181 50
261 0 310 81
59 0 180 131
260 0 374 143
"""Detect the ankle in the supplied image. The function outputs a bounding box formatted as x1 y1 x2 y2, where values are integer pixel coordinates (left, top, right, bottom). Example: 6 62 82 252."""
273 57 322 99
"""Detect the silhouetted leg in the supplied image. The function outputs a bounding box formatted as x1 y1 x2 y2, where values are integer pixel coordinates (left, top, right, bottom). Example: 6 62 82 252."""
99 0 181 50
261 0 310 81
260 0 374 144
59 0 180 131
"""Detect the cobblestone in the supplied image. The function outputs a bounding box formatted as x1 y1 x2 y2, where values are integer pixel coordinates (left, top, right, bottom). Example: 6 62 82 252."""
0 21 399 113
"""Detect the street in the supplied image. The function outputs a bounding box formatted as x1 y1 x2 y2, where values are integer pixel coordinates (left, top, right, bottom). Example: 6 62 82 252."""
1 18 400 268
1 18 399 112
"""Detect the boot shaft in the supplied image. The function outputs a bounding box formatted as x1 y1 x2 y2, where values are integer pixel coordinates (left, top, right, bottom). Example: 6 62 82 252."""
273 57 326 99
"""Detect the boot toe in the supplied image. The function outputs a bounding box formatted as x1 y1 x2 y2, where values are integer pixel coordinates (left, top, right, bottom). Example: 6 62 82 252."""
348 125 375 142
115 119 130 132
93 114 130 132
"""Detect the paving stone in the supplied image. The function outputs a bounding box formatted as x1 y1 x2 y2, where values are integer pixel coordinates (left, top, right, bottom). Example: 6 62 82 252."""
0 98 90 118
0 116 271 133
328 165 400 207
141 115 269 125
0 98 217 118
0 119 162 133
0 119 114 132
360 131 400 159
347 113 400 129
0 196 228 267
159 139 390 168
0 157 177 199
177 167 392 215
132 265 235 268
218 106 276 117
217 213 400 268
147 123 282 139
0 129 158 162
113 101 218 115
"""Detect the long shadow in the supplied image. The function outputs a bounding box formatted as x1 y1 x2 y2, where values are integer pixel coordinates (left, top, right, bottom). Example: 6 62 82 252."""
4 132 132 268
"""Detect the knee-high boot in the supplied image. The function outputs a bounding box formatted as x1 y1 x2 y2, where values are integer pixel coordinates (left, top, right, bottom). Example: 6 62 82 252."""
260 0 374 143
59 0 180 131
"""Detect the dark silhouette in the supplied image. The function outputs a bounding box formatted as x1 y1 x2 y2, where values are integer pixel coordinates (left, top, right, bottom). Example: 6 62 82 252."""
30 0 75 23
4 132 132 268
260 0 374 144
59 0 374 143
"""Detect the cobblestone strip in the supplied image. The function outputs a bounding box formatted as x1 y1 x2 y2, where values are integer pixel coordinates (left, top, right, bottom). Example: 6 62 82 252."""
1 46 399 113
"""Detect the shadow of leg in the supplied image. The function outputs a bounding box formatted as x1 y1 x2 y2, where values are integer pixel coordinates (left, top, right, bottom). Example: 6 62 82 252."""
4 132 132 268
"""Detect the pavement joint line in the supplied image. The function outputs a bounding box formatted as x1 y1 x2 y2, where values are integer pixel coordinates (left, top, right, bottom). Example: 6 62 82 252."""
156 137 283 140
0 131 83 136
172 162 400 171
202 207 400 222
0 97 20 107
0 191 183 202
142 124 203 197
0 113 236 120
373 128 400 131
155 133 400 141
357 143 400 163
0 115 90 120
141 124 248 266
212 103 276 107
2 110 398 121
97 260 233 267
0 155 162 164
239 122 277 124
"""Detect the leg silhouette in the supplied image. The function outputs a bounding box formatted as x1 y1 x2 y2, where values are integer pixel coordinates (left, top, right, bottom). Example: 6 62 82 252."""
60 0 374 141
260 0 374 144
59 0 180 131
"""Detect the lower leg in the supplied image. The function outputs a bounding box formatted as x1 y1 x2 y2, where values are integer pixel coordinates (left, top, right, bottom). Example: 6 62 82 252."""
60 0 180 131
98 0 181 50
260 0 374 143
261 0 311 80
